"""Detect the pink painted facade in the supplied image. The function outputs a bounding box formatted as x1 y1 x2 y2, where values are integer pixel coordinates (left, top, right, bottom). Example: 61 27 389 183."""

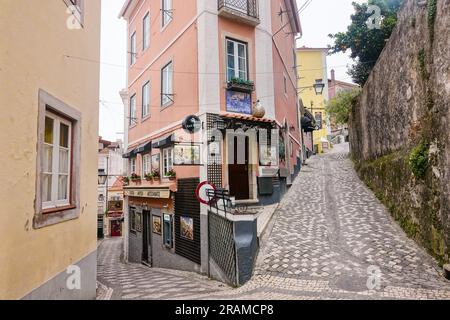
120 0 302 193
119 0 303 276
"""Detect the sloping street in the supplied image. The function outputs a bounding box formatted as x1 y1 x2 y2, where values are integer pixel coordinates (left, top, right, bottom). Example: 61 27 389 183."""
97 144 450 300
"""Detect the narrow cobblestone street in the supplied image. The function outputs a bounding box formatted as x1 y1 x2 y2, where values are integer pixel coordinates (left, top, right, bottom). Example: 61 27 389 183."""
97 145 450 300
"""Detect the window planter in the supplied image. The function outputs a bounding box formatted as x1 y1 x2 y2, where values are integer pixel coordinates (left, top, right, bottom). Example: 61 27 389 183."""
227 78 254 93
166 169 176 181
130 174 141 182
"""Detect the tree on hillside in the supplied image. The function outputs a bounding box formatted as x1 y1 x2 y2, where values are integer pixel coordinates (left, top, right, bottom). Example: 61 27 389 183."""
329 0 403 86
326 88 362 125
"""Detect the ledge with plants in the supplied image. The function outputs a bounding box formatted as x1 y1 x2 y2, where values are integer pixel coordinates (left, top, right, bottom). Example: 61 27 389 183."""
227 77 255 93
166 169 177 180
151 169 161 181
130 173 141 182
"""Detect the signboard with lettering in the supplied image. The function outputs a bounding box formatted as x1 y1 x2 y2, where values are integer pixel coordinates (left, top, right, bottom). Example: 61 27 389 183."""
182 115 202 134
124 189 171 199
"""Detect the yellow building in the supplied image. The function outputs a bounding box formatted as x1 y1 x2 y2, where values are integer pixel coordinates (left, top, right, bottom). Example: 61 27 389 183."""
297 47 330 154
0 0 101 299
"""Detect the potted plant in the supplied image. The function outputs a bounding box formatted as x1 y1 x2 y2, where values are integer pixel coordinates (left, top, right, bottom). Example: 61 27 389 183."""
123 176 130 186
151 169 161 181
166 169 176 180
130 173 141 182
144 172 153 181
227 77 255 92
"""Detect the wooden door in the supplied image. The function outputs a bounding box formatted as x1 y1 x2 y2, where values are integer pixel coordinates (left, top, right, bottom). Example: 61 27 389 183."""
110 220 121 237
228 136 249 200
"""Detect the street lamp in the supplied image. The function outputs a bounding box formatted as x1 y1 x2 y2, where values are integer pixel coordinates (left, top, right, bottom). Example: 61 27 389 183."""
313 80 325 95
97 156 109 239
98 170 107 185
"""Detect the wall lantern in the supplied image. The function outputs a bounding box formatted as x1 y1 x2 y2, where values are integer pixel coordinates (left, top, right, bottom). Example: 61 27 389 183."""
313 80 325 95
98 170 107 185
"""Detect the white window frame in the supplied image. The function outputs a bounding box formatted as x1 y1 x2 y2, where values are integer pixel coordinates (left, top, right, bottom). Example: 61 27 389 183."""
130 158 137 175
161 0 173 28
226 39 248 82
42 112 72 210
142 153 152 175
130 31 137 65
142 81 150 118
162 148 173 177
130 94 137 126
161 61 173 107
143 12 150 50
35 89 81 229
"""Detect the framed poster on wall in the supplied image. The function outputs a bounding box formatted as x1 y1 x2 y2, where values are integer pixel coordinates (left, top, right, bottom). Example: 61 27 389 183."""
173 145 201 165
180 216 194 241
152 215 162 235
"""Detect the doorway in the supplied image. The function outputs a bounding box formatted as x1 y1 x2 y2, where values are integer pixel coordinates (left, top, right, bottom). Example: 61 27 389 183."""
110 220 122 237
142 210 152 265
228 135 250 200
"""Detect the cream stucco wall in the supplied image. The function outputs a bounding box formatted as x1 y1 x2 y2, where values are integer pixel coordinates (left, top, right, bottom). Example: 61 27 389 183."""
0 0 101 299
297 49 330 153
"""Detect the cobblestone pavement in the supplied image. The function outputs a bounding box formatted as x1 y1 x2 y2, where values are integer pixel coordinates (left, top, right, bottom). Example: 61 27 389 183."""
97 144 450 300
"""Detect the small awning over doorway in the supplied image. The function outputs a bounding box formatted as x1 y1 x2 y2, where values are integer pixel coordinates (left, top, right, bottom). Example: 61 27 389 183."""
152 134 175 149
134 140 152 154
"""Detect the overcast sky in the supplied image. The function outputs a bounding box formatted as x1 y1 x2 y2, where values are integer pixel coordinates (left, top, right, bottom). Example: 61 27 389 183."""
98 0 364 141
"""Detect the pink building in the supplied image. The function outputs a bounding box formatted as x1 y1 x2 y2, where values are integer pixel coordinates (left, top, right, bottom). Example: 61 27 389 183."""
119 0 302 283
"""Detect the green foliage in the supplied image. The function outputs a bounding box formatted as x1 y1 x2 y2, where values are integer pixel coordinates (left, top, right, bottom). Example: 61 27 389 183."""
328 0 403 85
409 142 429 179
428 0 437 42
229 77 254 86
166 169 176 178
325 88 361 125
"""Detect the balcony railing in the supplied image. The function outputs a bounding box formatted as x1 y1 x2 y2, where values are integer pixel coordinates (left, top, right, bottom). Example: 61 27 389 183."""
218 0 260 26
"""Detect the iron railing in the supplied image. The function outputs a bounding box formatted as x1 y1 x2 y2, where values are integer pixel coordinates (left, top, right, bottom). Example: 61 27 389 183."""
218 0 259 19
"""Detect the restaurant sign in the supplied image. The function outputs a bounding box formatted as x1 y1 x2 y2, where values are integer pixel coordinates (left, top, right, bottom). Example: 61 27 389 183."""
124 189 171 199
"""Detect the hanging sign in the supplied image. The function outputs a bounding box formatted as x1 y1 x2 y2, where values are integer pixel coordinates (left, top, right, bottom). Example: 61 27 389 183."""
182 115 202 134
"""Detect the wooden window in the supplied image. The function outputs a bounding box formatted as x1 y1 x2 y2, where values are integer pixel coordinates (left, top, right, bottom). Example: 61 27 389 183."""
42 112 72 209
143 13 150 50
161 61 173 106
142 81 150 118
162 148 173 177
35 89 81 229
226 39 248 82
130 94 137 126
162 0 173 27
130 32 137 65
130 158 137 174
142 154 151 175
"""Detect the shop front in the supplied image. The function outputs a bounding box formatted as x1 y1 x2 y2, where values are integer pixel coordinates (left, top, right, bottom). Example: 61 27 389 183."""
125 184 202 273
